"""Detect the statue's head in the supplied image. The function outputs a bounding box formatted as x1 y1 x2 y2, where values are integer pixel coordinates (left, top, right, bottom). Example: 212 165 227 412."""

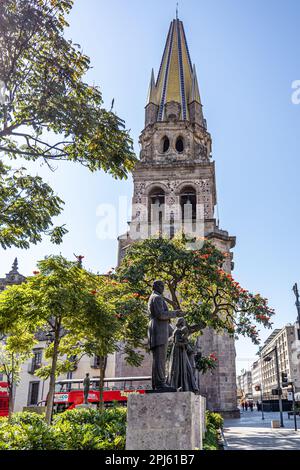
153 280 164 294
176 317 186 328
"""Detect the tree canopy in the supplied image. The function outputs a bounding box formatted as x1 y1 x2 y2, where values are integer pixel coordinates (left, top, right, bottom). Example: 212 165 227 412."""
0 255 148 421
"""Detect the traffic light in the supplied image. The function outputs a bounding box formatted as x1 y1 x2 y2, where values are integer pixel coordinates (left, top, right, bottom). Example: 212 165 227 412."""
281 372 289 387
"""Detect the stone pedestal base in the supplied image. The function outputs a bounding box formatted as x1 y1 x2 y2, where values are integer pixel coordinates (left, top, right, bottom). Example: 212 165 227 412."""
126 392 204 450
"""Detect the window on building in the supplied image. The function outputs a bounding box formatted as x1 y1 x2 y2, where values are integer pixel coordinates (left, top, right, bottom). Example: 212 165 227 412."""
91 355 100 368
148 187 165 237
28 382 40 406
33 349 42 367
28 349 42 374
180 186 196 232
170 211 175 239
162 136 170 153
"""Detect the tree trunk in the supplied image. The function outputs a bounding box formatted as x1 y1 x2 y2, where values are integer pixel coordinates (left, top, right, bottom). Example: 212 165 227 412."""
45 323 60 424
98 356 107 411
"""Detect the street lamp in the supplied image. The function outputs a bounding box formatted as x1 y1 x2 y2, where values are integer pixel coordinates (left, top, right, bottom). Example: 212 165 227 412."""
263 345 284 428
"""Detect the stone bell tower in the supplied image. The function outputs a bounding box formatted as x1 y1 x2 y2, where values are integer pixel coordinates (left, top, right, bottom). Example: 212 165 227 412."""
117 17 239 417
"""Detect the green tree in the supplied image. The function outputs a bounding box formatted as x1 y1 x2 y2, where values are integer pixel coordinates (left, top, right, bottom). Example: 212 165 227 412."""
116 236 275 344
0 256 148 421
71 277 148 409
0 0 136 249
0 256 95 423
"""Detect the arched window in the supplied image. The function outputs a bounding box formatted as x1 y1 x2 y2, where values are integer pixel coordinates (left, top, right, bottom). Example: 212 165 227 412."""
170 211 175 239
176 136 184 153
180 186 196 232
162 136 170 153
148 187 165 237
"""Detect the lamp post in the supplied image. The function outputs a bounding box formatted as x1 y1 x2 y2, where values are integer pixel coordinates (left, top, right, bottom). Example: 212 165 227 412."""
263 345 284 428
292 283 300 340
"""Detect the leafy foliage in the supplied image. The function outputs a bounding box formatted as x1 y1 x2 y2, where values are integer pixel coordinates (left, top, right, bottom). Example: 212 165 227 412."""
194 352 218 374
0 0 136 249
117 236 275 344
52 407 127 450
0 255 148 421
203 411 224 451
206 411 224 430
0 412 60 450
0 162 67 249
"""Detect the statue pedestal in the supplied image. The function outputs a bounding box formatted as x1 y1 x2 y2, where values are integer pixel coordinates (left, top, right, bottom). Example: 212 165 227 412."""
126 392 205 450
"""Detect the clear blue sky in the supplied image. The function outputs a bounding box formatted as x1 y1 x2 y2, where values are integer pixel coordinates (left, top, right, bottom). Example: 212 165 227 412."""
2 0 300 374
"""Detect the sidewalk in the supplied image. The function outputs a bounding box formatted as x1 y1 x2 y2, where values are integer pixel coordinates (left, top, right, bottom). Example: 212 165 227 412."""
223 410 300 450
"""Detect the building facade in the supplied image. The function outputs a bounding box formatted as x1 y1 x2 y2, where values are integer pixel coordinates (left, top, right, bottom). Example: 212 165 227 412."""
117 17 238 417
238 324 300 404
260 325 300 398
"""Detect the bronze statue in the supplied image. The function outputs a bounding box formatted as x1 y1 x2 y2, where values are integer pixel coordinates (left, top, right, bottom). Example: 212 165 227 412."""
148 280 183 391
167 317 199 393
83 372 90 404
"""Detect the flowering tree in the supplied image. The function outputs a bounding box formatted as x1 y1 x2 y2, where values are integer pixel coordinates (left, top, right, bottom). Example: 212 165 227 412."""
116 236 275 346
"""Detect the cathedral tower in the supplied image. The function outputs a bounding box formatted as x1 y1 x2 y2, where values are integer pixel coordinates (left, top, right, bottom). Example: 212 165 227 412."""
117 18 239 417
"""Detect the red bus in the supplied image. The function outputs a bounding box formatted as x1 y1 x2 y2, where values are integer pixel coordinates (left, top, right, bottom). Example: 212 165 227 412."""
53 376 151 412
0 382 9 418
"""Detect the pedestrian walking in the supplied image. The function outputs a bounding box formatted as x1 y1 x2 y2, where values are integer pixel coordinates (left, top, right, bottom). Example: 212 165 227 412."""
245 401 248 411
241 401 245 411
249 401 253 412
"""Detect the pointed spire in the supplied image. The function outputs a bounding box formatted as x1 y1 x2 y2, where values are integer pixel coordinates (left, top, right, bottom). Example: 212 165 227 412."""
151 19 199 121
147 68 157 104
190 64 201 104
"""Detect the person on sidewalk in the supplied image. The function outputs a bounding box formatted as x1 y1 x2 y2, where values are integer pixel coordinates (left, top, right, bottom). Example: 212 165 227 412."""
249 401 253 412
245 401 248 411
241 401 245 411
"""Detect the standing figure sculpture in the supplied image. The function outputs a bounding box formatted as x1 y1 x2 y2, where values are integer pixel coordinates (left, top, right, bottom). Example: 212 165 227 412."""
168 317 199 393
83 372 90 404
148 280 183 391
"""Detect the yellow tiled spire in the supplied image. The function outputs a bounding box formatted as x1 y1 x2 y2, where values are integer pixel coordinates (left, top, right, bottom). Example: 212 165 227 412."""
147 18 201 121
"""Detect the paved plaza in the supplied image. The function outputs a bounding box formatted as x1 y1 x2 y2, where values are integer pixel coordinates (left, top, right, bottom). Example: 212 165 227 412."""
223 410 300 450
